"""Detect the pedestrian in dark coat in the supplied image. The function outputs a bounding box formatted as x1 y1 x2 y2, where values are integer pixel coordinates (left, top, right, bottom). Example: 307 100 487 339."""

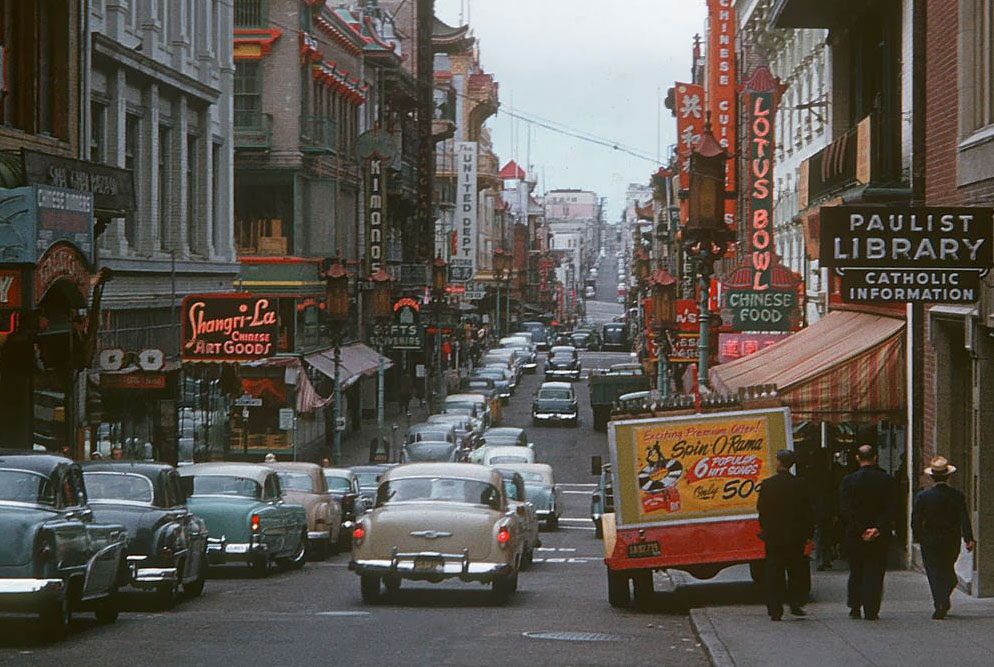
839 444 899 620
912 456 975 619
757 449 814 620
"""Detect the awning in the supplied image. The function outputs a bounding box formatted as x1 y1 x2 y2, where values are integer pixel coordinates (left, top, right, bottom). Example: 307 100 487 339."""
709 311 905 422
305 343 393 391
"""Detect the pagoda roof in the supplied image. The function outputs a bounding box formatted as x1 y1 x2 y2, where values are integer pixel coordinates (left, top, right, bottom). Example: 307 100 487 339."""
433 16 474 53
499 160 526 180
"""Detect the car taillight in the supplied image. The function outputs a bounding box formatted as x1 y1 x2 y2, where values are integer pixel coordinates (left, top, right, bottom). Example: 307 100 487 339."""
497 526 510 546
250 513 260 532
352 524 366 545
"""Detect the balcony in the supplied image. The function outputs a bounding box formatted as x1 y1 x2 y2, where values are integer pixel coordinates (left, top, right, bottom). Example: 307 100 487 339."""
234 112 272 151
479 150 499 187
234 0 267 29
300 116 337 154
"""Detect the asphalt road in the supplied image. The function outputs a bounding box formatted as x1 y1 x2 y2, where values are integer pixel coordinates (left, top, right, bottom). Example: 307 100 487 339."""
0 308 709 667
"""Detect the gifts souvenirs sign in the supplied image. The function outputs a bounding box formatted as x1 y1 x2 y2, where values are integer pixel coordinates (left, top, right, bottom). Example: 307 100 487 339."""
181 294 279 362
820 206 994 303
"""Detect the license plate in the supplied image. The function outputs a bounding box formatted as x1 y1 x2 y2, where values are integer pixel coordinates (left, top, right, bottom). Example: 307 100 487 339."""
627 541 661 559
413 556 444 572
226 544 249 554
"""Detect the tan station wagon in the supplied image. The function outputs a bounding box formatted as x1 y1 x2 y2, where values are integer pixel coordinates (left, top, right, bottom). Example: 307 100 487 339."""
266 462 342 560
350 463 525 604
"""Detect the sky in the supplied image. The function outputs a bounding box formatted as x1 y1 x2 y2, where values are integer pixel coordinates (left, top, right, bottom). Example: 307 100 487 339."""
433 0 708 222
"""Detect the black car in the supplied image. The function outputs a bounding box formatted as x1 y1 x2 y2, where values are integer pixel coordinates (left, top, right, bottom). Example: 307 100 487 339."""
349 464 394 510
82 462 209 609
532 381 579 427
545 345 581 380
570 330 601 351
321 467 364 545
601 323 629 351
520 321 550 351
399 441 464 463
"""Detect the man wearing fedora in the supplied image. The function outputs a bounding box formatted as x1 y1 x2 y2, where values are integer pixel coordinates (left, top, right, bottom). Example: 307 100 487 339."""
912 456 975 619
839 444 899 620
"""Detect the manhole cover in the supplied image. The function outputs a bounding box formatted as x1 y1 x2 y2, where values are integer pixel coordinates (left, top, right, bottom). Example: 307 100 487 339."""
522 631 628 642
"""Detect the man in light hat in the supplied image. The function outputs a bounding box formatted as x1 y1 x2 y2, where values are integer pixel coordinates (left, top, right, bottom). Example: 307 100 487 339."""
912 456 975 619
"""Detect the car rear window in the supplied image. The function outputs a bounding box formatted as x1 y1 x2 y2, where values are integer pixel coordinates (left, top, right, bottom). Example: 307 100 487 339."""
519 471 545 483
0 469 56 506
185 475 261 499
276 472 313 492
539 388 572 400
323 474 352 492
488 456 529 464
377 478 500 509
84 471 154 503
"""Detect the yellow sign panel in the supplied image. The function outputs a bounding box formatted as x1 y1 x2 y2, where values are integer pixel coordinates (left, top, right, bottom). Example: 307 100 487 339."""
234 43 263 59
610 408 792 527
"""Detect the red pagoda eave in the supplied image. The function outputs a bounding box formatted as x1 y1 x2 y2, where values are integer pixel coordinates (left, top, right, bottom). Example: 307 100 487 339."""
312 15 363 55
234 28 283 59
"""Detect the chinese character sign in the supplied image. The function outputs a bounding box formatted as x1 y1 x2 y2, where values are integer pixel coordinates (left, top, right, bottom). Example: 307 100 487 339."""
707 0 737 228
674 83 705 225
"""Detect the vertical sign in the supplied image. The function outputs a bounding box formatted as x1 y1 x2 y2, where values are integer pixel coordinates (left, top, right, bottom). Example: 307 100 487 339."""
365 158 387 276
674 82 705 225
452 142 478 282
707 0 737 228
744 66 777 291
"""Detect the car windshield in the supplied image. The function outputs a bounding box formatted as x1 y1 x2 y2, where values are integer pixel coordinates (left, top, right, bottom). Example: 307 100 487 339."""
405 445 453 462
570 333 590 344
518 472 546 483
323 474 352 492
539 388 572 400
276 472 313 492
603 328 625 342
550 351 574 362
484 437 519 447
0 469 56 506
442 401 476 413
84 472 154 503
355 472 380 488
502 479 522 501
489 456 529 464
377 477 500 509
186 475 261 499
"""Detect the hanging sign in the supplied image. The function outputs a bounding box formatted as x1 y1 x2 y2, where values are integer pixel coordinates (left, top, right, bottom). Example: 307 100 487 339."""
451 142 477 282
364 158 387 276
181 294 279 362
673 82 705 225
743 66 779 291
707 0 737 228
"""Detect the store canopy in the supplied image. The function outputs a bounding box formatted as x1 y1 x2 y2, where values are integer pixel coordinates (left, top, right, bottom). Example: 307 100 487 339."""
305 343 393 391
709 310 905 422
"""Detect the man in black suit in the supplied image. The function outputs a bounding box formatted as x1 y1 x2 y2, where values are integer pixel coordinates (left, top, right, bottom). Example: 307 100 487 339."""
757 449 814 621
912 456 975 619
839 444 898 620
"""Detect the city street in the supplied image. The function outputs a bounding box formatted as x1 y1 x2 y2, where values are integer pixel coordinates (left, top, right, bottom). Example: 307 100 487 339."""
0 295 708 666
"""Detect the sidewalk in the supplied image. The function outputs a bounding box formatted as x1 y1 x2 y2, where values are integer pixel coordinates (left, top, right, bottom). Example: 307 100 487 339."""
336 399 431 466
684 565 994 667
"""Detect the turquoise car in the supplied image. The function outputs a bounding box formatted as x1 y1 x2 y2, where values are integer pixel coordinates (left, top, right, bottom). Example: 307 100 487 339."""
178 463 308 576
0 453 128 640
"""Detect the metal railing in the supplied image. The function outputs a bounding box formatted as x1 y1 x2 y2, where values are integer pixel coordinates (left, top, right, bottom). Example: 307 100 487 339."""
299 116 337 154
234 0 267 28
234 112 272 150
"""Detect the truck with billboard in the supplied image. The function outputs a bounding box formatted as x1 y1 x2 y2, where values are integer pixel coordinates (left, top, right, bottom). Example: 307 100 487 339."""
599 401 793 607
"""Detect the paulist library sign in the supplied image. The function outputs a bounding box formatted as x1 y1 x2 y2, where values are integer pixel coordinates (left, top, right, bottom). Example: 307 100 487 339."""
820 206 993 304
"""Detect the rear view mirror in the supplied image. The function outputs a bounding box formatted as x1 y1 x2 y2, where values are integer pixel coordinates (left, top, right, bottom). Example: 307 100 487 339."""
527 443 534 449
591 455 602 475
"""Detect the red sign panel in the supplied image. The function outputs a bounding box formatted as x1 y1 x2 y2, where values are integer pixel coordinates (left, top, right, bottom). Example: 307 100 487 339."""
674 82 705 225
707 0 737 228
100 372 169 391
0 271 21 308
718 333 789 364
181 294 279 363
34 242 91 306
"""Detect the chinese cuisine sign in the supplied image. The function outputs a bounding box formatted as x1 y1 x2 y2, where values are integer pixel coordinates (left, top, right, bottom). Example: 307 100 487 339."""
181 295 279 363
610 408 791 527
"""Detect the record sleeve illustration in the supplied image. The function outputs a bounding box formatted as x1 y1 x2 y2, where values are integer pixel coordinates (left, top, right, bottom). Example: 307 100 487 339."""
639 441 683 513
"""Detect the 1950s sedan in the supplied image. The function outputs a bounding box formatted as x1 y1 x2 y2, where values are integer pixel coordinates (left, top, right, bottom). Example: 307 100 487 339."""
265 462 341 560
81 462 209 608
0 453 128 640
350 463 524 605
178 463 308 576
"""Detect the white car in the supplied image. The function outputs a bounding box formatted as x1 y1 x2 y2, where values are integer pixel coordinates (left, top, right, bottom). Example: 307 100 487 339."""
478 445 536 466
350 463 524 604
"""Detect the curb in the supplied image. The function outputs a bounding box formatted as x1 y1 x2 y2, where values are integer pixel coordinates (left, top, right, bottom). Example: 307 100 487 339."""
689 608 736 667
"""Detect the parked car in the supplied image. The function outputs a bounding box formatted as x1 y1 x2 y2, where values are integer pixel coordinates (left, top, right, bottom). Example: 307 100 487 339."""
502 462 560 529
351 463 524 604
350 464 394 510
601 323 630 351
469 367 512 402
458 378 503 423
499 336 537 372
321 467 365 546
178 463 308 576
584 285 596 298
266 462 342 560
590 461 615 539
405 422 457 446
494 469 540 567
482 358 519 391
545 345 581 380
0 453 127 639
444 393 494 430
482 349 523 384
425 413 479 450
480 427 531 449
399 440 463 463
532 381 579 427
82 462 208 608
520 321 550 351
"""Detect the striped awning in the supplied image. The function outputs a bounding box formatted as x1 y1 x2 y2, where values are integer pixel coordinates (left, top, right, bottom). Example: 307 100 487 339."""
709 310 905 422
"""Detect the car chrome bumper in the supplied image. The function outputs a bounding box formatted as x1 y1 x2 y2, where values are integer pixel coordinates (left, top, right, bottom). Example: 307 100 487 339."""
533 412 577 421
545 369 580 379
0 579 64 611
206 537 267 564
126 557 179 588
308 530 331 541
351 548 513 583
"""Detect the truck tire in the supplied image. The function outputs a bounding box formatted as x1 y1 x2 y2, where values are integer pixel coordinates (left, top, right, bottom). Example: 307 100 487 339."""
749 560 766 585
594 518 603 539
592 406 609 432
360 574 381 603
607 568 632 608
632 571 654 609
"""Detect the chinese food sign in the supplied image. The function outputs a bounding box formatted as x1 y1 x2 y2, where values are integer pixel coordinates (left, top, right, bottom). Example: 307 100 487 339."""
609 408 792 527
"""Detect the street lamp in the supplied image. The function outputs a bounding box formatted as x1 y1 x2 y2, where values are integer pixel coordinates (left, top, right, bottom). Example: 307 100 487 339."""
369 267 395 462
431 256 447 410
325 258 350 464
683 117 734 386
649 267 677 398
493 247 512 338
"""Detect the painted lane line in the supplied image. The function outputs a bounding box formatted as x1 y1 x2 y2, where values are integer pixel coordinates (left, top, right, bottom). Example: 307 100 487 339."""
315 611 372 617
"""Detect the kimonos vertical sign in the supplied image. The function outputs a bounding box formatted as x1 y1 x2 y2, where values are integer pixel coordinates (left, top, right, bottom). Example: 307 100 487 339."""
365 158 387 276
451 142 478 282
707 0 737 228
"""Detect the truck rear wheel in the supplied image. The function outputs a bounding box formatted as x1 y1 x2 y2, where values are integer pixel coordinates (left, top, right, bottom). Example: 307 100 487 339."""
749 560 766 585
632 571 654 609
592 406 609 432
607 568 631 608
